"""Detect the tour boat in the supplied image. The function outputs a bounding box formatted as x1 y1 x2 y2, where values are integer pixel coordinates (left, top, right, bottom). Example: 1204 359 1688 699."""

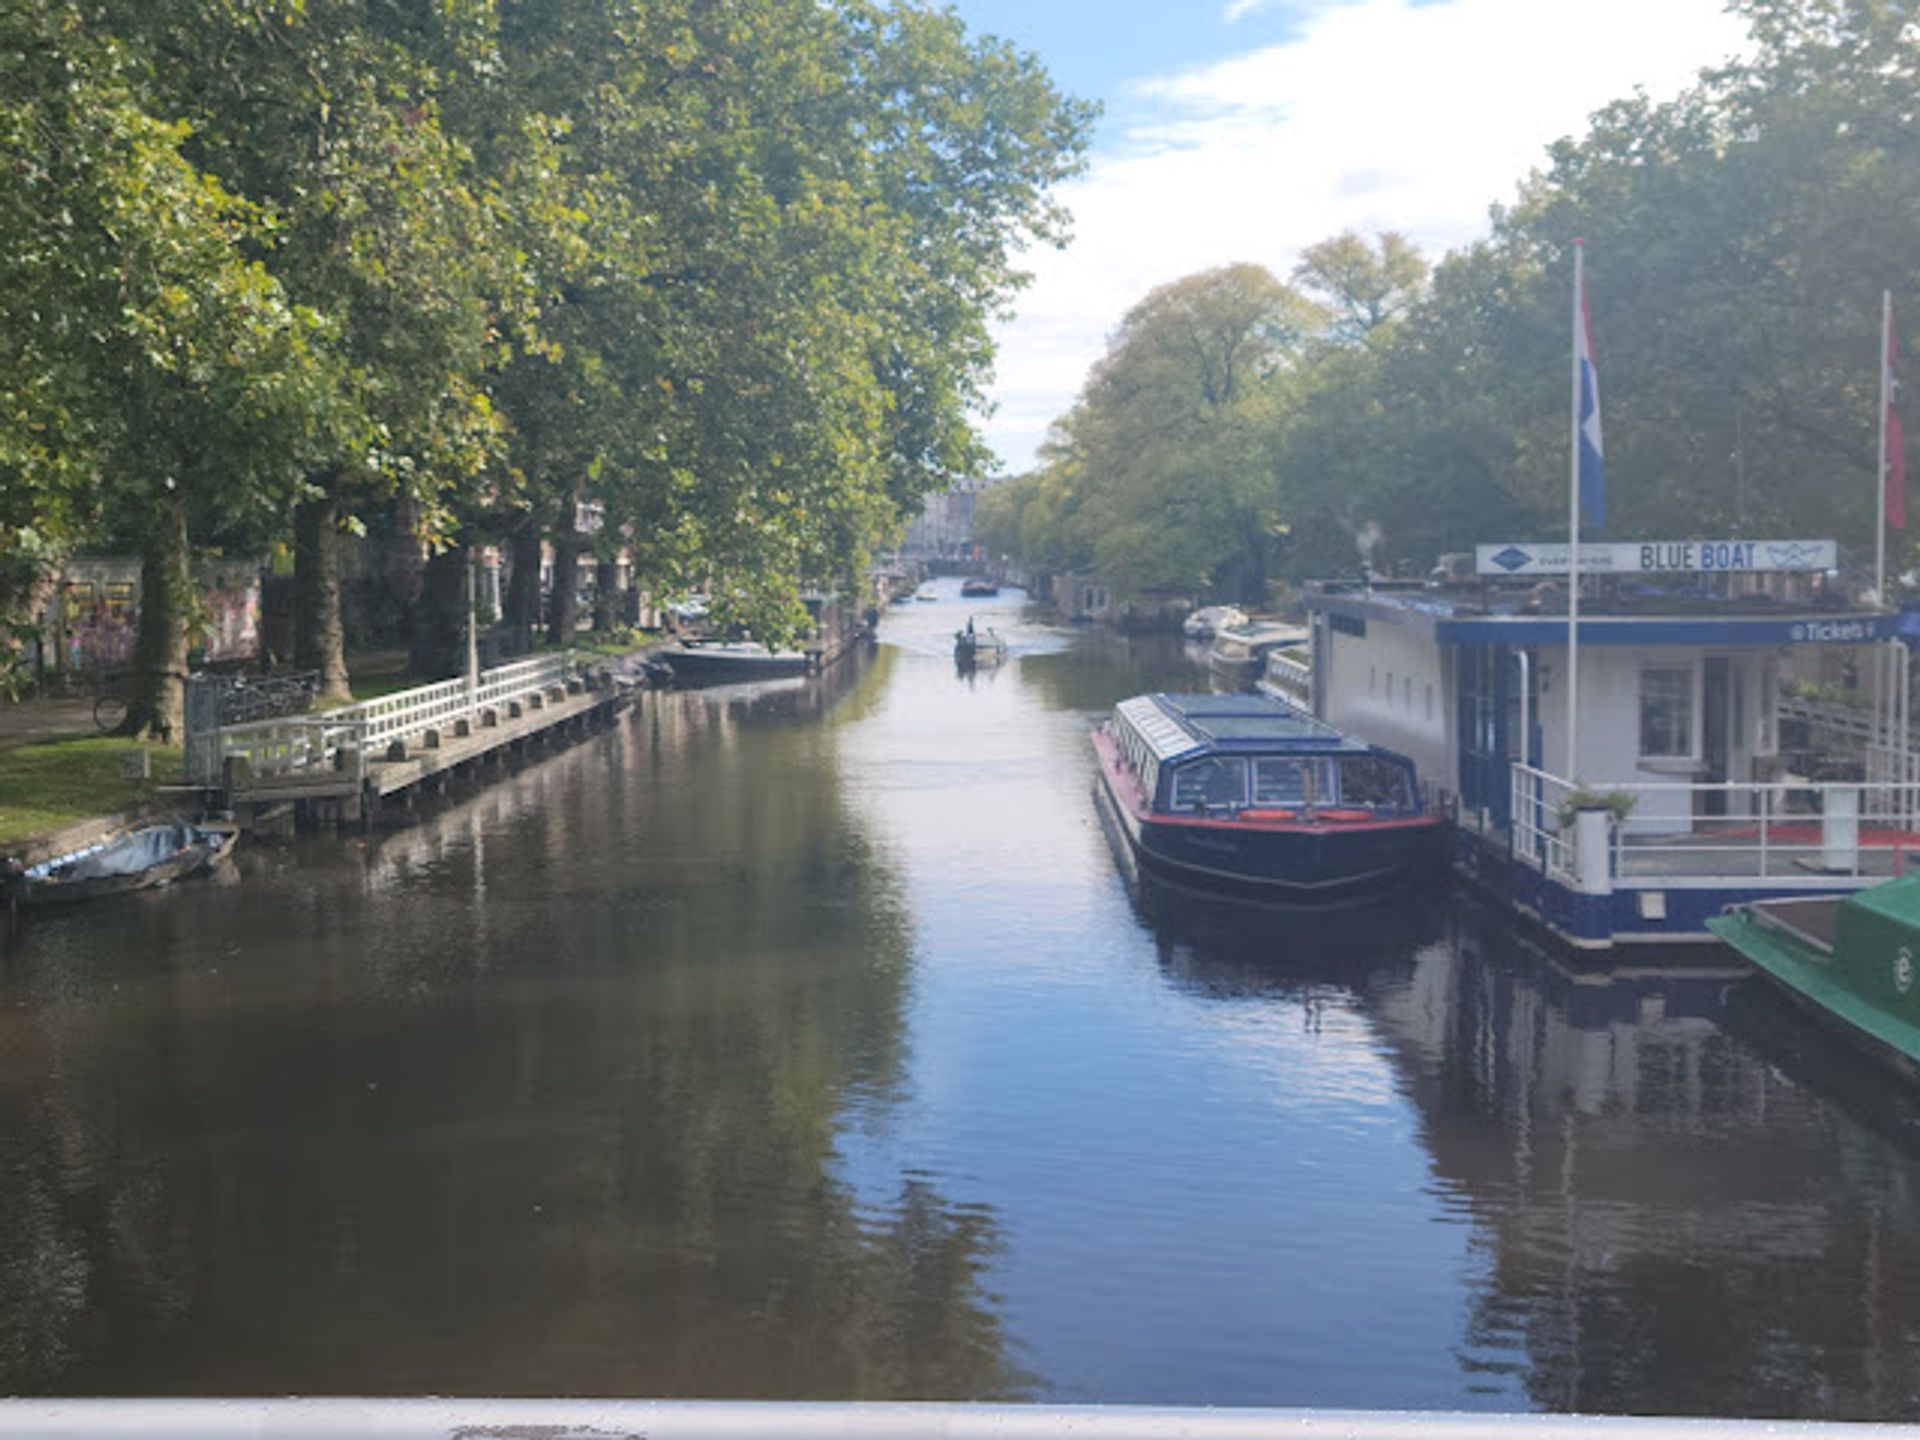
959 577 1000 597
8 821 237 908
1708 881 1920 1083
1092 692 1442 897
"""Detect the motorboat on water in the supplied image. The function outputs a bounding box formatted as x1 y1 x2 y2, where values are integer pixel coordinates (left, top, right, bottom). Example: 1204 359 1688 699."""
954 621 1008 668
1092 692 1441 898
7 821 237 907
1206 621 1307 687
663 640 811 684
959 577 1000 598
1183 605 1248 640
1709 880 1920 1083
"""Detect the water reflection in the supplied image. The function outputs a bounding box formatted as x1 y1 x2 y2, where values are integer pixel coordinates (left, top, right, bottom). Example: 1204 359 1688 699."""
7 615 1920 1415
0 656 1022 1399
1144 884 1920 1420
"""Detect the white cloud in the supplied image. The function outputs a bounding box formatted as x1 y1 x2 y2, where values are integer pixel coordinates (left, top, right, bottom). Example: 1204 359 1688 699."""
980 0 1748 473
1222 0 1274 22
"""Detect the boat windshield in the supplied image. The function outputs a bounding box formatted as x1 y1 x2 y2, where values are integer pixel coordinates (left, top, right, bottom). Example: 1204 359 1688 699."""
1251 757 1332 806
1169 756 1247 811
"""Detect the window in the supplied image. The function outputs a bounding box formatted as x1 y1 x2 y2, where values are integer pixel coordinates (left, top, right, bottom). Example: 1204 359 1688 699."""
1252 757 1330 806
1338 755 1414 811
1639 666 1695 759
1170 756 1247 811
1403 675 1412 710
1424 683 1434 722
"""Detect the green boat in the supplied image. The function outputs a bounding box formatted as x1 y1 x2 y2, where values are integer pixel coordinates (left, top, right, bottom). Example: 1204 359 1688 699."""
1708 879 1920 1082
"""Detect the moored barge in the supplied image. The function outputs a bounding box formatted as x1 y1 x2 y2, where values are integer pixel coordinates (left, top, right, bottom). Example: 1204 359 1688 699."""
1092 692 1443 898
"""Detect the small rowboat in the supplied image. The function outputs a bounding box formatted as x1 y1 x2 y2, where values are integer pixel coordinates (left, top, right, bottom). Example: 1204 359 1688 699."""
954 625 1008 668
8 821 238 908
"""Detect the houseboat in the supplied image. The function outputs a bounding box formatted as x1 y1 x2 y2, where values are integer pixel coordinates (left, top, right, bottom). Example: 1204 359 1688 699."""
1296 537 1917 948
1206 621 1307 688
1091 692 1443 898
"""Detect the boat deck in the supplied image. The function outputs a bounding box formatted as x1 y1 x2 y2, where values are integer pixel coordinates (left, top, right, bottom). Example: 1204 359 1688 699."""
1749 895 1841 952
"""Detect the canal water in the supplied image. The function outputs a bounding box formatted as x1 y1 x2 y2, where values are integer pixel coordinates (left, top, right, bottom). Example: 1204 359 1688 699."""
5 580 1920 1416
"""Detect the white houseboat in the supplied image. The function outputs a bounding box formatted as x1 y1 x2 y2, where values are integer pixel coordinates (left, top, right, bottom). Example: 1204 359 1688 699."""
1299 538 1918 948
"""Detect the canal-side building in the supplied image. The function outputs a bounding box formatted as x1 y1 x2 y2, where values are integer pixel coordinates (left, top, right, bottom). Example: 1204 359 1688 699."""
1300 538 1917 948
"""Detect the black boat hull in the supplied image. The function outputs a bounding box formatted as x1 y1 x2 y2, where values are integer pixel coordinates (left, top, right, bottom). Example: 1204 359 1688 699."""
1095 770 1440 899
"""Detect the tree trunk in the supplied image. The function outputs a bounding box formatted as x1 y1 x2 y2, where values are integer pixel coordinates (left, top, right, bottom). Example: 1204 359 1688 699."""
293 474 351 702
593 556 619 631
129 494 190 742
409 545 467 679
504 515 541 654
547 494 580 647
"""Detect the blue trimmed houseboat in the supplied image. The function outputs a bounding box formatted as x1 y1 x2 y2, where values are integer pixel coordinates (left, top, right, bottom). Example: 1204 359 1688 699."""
1092 692 1444 898
1297 542 1916 949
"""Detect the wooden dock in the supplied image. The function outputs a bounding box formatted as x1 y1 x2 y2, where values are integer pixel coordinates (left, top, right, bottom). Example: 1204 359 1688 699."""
200 655 629 830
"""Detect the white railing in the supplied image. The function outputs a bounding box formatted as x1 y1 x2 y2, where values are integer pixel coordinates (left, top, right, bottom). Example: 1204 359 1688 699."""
207 652 576 785
1261 649 1312 709
2 1400 1916 1440
1509 762 1920 886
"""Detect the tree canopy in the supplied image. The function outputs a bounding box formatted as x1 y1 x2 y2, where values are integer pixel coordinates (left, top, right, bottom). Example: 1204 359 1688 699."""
1 0 1094 715
994 0 1920 602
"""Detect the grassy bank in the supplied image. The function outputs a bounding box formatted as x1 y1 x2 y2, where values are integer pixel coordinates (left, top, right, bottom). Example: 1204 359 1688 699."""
0 737 183 849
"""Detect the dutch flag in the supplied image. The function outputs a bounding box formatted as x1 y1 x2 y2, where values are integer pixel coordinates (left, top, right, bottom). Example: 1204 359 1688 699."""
1576 252 1605 536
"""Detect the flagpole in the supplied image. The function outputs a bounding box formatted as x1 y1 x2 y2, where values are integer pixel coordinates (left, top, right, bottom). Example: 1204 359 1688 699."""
1879 288 1892 604
1567 240 1584 782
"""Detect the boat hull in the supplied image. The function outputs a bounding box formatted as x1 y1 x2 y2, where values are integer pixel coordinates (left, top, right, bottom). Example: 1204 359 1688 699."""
1708 906 1920 1083
666 646 811 684
1093 742 1441 899
14 823 237 908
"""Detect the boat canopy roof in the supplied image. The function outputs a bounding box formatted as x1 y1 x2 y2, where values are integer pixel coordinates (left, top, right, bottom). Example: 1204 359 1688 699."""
1116 693 1366 761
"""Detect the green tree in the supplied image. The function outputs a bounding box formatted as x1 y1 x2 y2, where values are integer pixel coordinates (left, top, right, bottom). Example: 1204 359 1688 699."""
0 1 329 736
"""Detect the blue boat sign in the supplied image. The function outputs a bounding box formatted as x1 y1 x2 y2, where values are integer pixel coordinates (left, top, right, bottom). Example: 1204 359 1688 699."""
1475 539 1837 576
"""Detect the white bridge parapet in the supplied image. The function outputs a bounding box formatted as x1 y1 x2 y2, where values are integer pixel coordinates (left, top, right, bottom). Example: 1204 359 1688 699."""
1 1400 1915 1440
198 652 578 787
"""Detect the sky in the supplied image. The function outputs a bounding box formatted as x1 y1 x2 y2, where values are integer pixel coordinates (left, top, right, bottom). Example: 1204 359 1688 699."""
942 0 1753 475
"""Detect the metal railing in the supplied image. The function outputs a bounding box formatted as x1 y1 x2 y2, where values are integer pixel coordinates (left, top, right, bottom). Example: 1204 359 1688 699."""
198 652 576 786
0 1400 1914 1440
1510 762 1920 886
1260 650 1312 709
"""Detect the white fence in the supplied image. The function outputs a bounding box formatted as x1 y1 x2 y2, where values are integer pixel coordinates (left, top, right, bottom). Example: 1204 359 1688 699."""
1509 762 1920 886
196 652 577 786
2 1400 1915 1440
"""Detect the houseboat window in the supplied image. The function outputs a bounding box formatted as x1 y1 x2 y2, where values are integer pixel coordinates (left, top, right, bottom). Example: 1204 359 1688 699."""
1639 665 1696 758
1252 757 1329 806
1402 675 1412 710
1424 683 1433 722
1338 754 1413 810
1171 756 1247 811
1369 665 1376 696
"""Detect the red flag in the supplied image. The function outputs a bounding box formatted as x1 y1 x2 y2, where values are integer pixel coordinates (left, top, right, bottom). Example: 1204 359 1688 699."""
1889 300 1907 531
